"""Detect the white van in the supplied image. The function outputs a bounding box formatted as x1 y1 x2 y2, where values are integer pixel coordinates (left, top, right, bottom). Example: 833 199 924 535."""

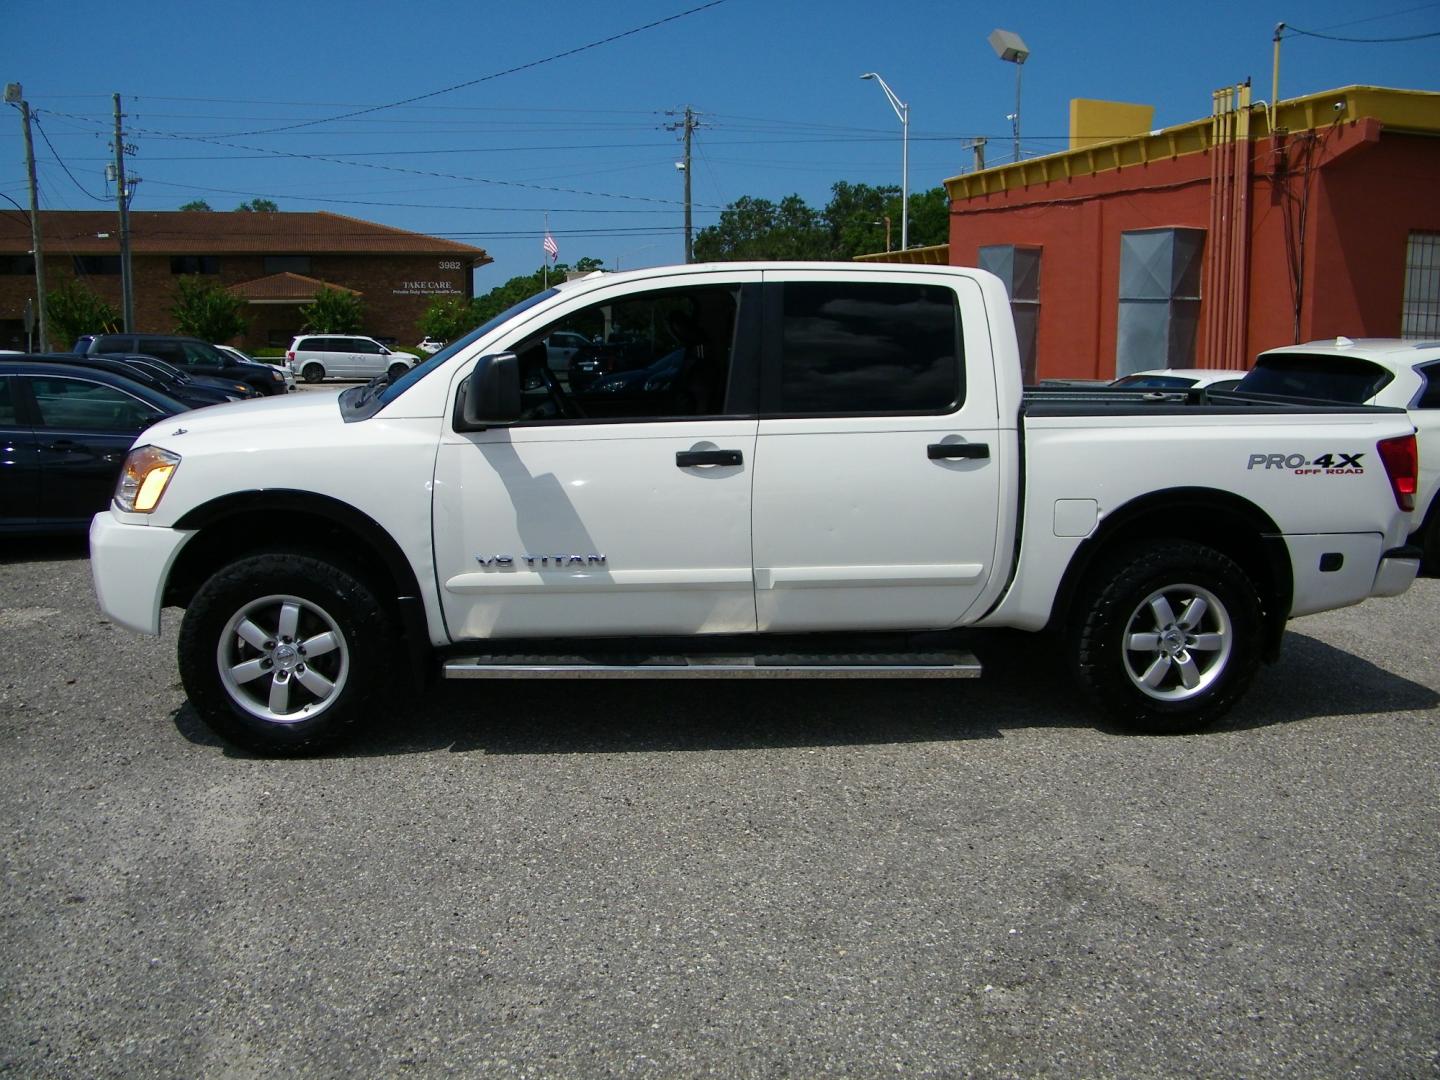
286 335 414 383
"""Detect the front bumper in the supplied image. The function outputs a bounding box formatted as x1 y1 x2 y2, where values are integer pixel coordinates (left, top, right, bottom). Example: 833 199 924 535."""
89 512 195 635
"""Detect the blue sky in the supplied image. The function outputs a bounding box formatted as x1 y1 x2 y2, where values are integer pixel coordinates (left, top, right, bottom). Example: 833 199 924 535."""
6 0 1439 291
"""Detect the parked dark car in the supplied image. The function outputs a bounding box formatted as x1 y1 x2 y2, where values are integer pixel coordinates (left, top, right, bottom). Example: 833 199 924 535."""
27 353 248 410
0 359 189 535
73 334 290 396
566 339 657 393
101 354 260 404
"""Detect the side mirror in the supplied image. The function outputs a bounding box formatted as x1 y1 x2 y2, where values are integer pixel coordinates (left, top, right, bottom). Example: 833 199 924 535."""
453 352 521 432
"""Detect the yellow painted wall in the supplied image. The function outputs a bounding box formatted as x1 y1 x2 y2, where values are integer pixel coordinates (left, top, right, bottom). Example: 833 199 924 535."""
1068 99 1155 149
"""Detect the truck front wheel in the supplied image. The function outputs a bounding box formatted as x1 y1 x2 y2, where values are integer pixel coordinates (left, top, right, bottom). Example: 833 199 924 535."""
1071 541 1262 734
178 552 395 755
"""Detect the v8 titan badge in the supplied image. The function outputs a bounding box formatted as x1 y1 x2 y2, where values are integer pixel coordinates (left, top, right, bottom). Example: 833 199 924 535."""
1246 452 1365 475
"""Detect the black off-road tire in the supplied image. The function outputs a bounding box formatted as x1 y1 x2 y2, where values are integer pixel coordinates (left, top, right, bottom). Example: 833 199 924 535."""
178 551 396 756
1071 540 1263 734
301 363 325 384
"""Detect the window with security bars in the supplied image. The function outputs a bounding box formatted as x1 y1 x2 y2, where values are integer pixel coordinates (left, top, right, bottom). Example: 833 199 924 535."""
1403 232 1440 339
978 245 1040 383
1115 228 1204 377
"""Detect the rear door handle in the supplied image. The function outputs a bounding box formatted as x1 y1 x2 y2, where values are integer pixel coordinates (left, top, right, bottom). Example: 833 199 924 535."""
676 449 743 468
928 442 989 460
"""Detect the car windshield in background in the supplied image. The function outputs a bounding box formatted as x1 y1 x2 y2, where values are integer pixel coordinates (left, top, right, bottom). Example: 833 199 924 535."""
1237 353 1394 403
1111 374 1196 389
364 288 560 412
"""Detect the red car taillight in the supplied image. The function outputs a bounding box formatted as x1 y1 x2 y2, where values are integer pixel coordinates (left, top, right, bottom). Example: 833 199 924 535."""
286 350 295 362
1377 433 1418 512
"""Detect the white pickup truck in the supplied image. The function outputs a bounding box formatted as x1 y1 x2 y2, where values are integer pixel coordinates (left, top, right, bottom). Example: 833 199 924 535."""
89 263 1423 754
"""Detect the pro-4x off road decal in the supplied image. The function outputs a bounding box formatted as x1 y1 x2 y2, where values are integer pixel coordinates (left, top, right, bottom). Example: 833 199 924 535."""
1246 452 1365 475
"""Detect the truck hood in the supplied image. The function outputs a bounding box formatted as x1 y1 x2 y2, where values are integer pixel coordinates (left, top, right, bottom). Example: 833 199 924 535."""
140 390 343 452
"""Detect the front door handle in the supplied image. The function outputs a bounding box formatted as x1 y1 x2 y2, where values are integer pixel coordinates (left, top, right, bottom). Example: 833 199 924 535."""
676 449 743 468
928 442 989 460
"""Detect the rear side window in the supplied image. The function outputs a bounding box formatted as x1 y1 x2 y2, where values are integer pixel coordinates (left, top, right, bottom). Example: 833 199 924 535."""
1238 353 1392 403
298 339 329 352
1414 361 1440 409
0 377 15 425
771 282 962 415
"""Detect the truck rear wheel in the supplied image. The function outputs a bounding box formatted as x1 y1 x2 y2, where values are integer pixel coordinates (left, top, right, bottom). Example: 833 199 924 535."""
178 551 395 755
1071 540 1262 734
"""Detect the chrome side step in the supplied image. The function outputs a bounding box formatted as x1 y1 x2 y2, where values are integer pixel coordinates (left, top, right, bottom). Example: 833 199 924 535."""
442 651 982 680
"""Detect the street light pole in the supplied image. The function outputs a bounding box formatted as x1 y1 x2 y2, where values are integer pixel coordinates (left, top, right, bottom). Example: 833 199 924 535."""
860 72 909 251
988 29 1031 164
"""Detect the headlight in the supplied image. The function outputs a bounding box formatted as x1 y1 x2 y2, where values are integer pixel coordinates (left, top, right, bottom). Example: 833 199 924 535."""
115 445 181 514
270 369 283 381
643 377 671 392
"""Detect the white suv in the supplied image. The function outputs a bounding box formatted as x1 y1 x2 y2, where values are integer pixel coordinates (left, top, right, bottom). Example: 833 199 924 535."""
286 335 414 383
1240 337 1440 568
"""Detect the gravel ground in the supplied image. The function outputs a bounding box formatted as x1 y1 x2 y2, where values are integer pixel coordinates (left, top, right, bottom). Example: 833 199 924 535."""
1 543 1436 1078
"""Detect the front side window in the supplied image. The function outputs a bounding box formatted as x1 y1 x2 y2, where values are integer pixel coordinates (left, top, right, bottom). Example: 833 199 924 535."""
352 339 383 355
771 282 961 415
28 377 159 432
514 284 742 423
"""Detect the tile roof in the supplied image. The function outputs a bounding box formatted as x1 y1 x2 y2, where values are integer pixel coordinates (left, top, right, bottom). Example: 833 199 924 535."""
227 272 361 301
0 210 490 260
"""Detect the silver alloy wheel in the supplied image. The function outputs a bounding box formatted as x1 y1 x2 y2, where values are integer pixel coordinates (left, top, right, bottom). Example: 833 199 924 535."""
216 593 350 724
1121 583 1232 702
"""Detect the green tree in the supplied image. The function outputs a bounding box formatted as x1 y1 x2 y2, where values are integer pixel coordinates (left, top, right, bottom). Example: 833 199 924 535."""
300 287 364 334
178 199 213 211
419 295 480 344
46 279 121 346
470 259 606 323
693 195 828 262
695 183 952 261
235 198 279 213
171 276 249 343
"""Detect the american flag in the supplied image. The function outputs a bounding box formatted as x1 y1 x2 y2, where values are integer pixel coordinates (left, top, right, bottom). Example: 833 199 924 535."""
542 231 559 262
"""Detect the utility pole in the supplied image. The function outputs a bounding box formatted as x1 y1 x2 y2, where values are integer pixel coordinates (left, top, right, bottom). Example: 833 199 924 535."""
665 106 700 263
112 93 135 332
972 136 987 172
8 84 49 352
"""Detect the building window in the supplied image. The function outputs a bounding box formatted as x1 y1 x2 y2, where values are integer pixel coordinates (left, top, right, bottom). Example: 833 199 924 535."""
170 255 220 274
1 255 35 275
978 245 1040 383
264 255 311 275
1402 232 1440 339
73 255 121 275
1115 228 1204 377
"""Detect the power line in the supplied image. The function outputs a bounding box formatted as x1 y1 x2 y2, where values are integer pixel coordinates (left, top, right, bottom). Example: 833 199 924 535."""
1282 23 1440 42
43 109 728 210
30 112 108 202
233 0 731 137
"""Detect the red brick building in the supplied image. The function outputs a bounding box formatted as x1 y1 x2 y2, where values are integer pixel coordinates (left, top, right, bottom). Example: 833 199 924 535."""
862 85 1440 383
0 210 490 351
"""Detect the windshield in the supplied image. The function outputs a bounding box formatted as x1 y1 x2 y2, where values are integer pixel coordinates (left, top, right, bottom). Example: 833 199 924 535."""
1237 353 1393 404
1111 374 1196 389
374 288 559 408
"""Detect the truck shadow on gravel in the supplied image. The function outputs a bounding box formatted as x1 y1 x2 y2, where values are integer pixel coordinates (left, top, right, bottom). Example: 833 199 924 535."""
173 628 1440 758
